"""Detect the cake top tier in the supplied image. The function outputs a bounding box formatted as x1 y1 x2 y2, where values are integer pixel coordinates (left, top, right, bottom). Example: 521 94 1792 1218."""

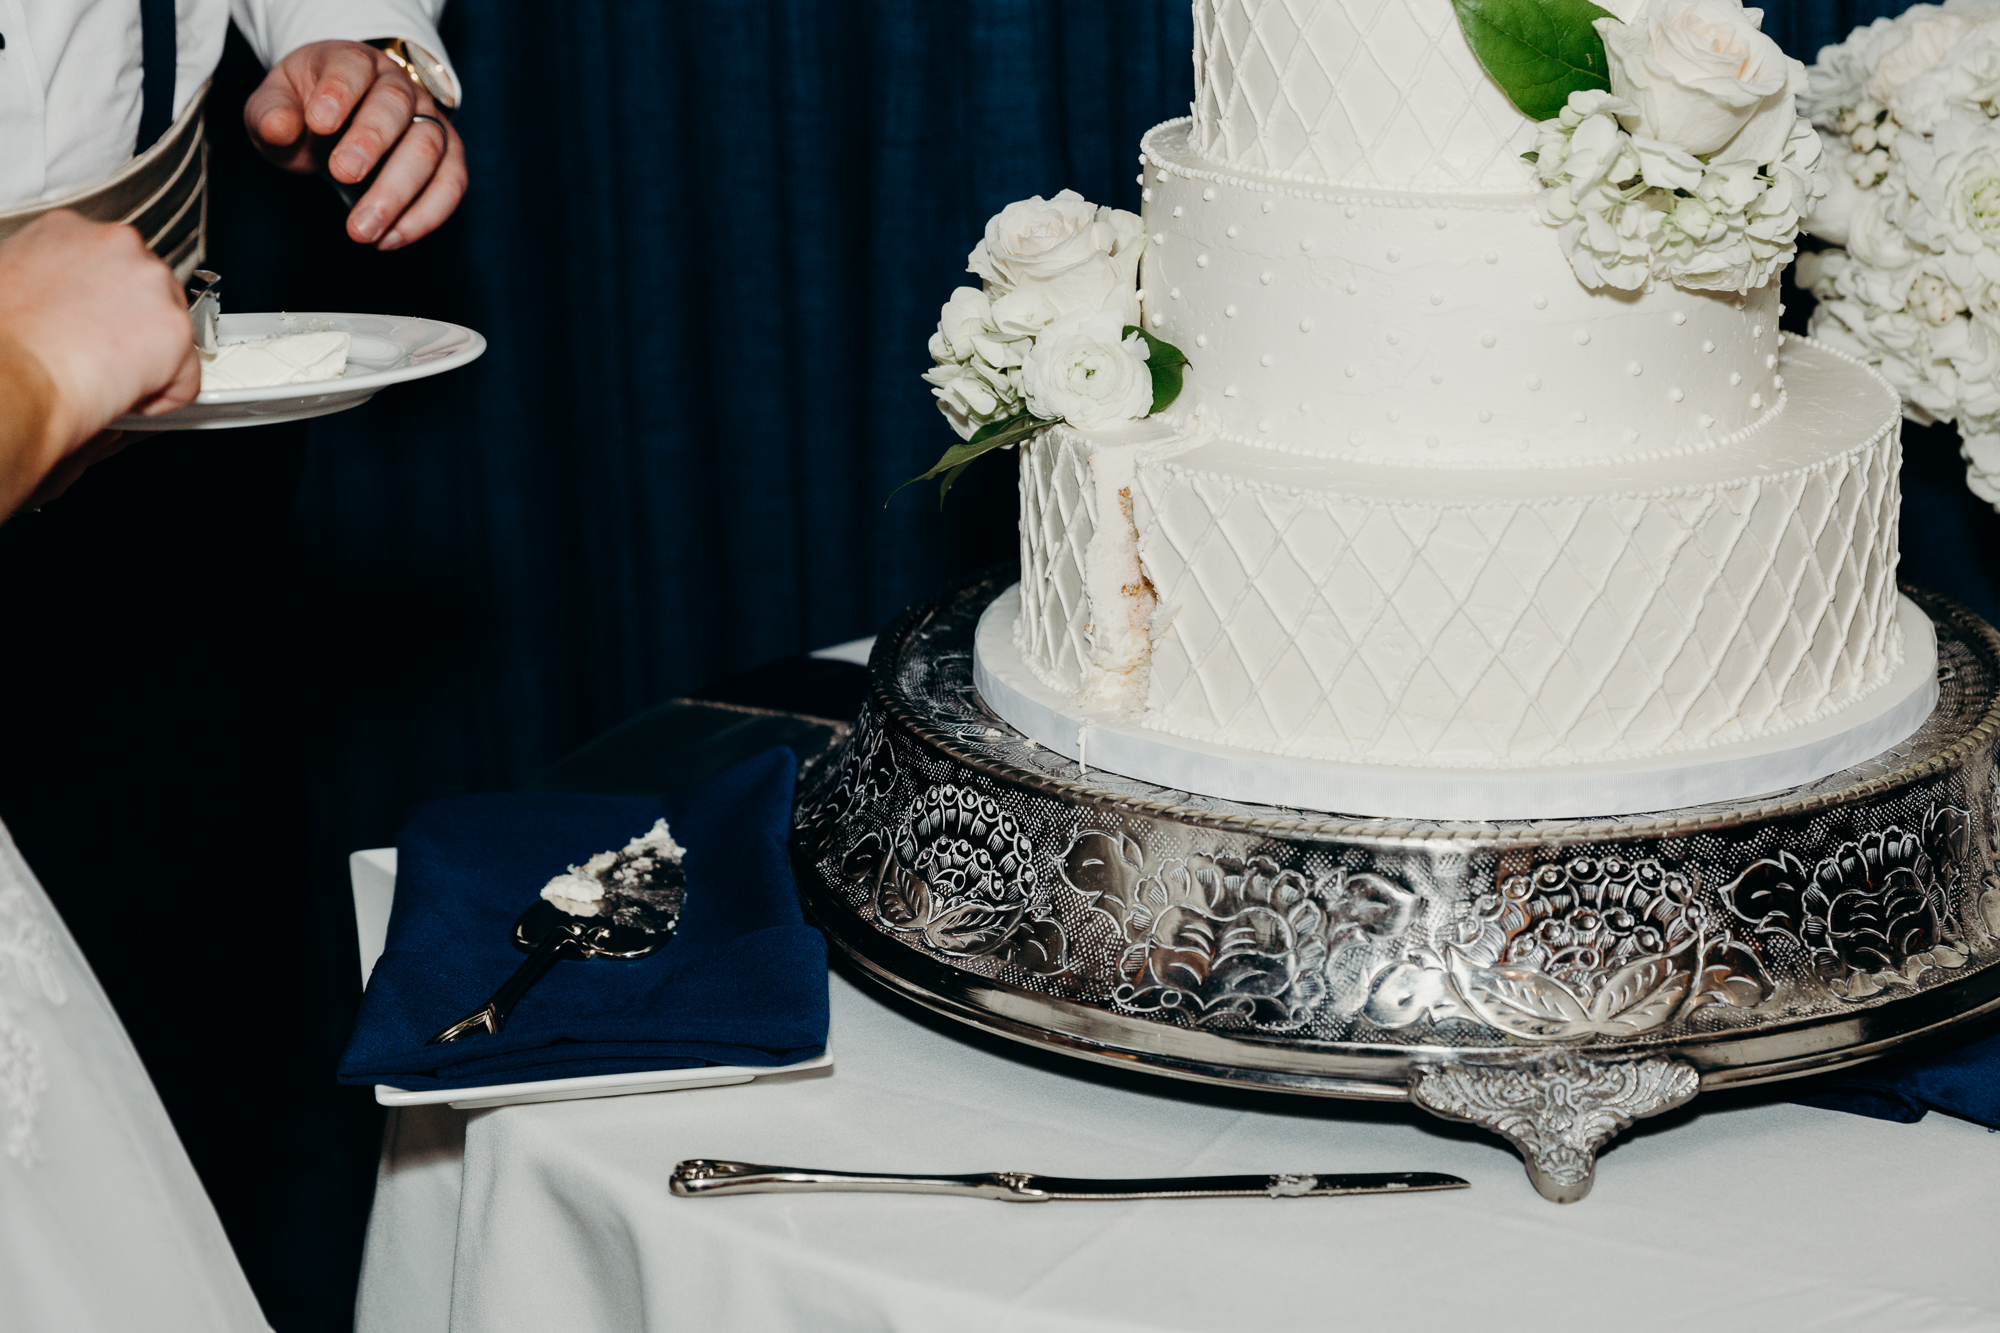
1192 0 1634 193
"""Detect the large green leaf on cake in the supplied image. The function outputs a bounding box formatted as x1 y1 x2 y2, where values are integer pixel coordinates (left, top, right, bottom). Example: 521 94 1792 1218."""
1127 326 1189 415
1452 0 1616 122
892 412 1049 508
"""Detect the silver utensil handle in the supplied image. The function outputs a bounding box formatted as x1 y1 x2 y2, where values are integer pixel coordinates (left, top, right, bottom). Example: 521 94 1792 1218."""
670 1159 1048 1202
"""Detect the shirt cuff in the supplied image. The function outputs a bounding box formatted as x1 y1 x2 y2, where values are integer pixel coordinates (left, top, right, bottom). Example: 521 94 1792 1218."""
231 1 463 106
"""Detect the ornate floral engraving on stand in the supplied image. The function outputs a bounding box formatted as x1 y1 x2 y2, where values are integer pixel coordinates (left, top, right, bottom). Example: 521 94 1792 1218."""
0 882 67 1168
1722 805 1973 999
873 785 1067 974
1368 856 1771 1041
1411 1054 1699 1203
1061 831 1416 1030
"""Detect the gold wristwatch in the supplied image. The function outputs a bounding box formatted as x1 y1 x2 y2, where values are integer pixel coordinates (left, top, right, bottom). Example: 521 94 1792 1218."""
368 37 459 112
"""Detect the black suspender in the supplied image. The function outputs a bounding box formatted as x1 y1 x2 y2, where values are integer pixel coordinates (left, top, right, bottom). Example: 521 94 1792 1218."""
135 0 175 152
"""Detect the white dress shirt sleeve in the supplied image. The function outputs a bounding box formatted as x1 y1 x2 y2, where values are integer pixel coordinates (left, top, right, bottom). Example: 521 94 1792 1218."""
227 0 460 105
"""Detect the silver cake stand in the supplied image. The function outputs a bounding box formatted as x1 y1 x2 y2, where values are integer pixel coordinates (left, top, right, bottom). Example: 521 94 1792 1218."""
792 573 2000 1202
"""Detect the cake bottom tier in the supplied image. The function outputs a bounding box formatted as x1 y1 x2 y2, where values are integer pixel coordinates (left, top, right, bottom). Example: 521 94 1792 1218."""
1017 336 1906 770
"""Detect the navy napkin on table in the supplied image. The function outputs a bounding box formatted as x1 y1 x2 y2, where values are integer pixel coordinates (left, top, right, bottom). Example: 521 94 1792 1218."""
1790 1022 2000 1128
338 745 827 1090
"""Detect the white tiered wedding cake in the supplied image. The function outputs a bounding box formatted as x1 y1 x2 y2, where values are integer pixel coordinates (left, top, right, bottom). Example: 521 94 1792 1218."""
936 0 1931 817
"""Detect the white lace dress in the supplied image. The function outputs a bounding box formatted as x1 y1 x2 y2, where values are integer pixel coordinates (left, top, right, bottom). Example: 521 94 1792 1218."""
0 820 270 1331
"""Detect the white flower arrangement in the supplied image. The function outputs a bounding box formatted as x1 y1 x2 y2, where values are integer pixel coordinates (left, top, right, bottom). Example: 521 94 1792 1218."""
1795 0 2000 508
905 190 1186 504
1454 0 1820 294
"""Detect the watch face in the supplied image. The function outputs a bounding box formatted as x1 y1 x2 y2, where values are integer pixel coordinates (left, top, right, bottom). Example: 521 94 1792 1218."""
393 38 459 110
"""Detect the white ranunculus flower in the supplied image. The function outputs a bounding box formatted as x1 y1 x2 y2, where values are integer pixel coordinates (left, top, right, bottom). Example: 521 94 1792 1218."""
1595 0 1804 164
1021 310 1154 429
921 286 1052 439
966 190 1147 323
1865 14 1971 104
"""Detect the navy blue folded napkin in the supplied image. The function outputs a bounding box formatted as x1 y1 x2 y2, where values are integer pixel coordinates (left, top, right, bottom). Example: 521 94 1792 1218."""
338 746 827 1089
1791 1020 2000 1128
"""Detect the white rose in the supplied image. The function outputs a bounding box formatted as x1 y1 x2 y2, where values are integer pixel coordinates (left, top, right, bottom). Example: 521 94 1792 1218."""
967 190 1146 323
1595 0 1804 163
1021 310 1154 428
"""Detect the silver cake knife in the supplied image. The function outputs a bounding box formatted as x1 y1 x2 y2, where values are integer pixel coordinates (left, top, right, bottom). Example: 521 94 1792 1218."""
669 1159 1467 1202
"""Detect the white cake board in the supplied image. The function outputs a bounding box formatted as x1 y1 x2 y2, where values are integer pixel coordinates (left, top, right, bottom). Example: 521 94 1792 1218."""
973 585 1939 821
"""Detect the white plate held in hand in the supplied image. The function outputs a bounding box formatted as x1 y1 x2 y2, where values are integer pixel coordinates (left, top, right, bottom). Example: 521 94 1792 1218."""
115 311 486 431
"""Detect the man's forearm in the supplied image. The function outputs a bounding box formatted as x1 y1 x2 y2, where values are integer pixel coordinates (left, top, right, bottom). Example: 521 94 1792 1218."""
0 334 64 520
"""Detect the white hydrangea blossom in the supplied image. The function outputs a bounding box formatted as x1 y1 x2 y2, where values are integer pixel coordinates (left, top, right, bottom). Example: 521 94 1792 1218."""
1530 90 1823 294
919 285 1057 439
1801 4 2000 508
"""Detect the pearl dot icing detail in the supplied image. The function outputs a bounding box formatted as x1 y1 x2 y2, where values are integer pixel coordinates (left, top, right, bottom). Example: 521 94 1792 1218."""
1196 254 1209 268
1348 431 1363 445
1258 420 1272 432
1672 312 1687 326
1387 248 1401 262
1430 372 1444 385
1750 392 1764 409
1299 401 1311 413
1533 295 1547 309
1670 387 1685 402
1699 413 1715 428
1753 324 1763 338
1729 372 1742 386
1152 231 1165 244
1300 318 1314 332
1766 354 1778 368
1226 225 1239 238
1261 271 1274 285
1478 409 1492 422
1301 238 1314 252
1431 293 1444 306
1195 334 1207 348
1387 410 1400 423
1141 188 1153 202
1480 333 1496 348
1343 206 1357 219
1574 329 1591 345
1527 376 1542 391
1570 411 1586 423
1627 362 1642 376
1260 353 1274 366
1387 332 1400 345
1624 428 1640 443
1224 304 1238 317
1155 169 1168 183
1169 287 1181 299
1202 187 1216 201
1425 435 1440 447
1224 384 1238 397
1485 252 1499 264
1260 199 1274 213
1171 205 1183 218
1344 281 1358 294
1702 340 1716 353
1434 217 1448 230
1773 374 1786 389
1151 312 1165 327
1344 366 1357 377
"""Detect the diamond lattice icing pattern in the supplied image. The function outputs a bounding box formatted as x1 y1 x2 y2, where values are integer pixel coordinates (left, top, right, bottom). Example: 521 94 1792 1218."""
1194 0 1537 190
1131 441 1902 768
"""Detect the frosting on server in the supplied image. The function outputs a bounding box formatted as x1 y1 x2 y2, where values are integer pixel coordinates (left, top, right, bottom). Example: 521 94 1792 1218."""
1192 0 1550 191
1018 338 1906 769
1138 120 1784 463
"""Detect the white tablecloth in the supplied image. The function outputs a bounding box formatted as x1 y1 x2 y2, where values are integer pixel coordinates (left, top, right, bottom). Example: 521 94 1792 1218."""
355 966 2000 1333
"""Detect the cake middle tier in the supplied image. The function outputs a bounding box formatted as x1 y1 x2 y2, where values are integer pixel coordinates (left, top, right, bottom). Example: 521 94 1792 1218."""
1136 119 1784 467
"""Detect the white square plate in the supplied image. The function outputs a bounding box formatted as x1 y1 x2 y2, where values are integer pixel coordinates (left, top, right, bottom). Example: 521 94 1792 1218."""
349 847 833 1110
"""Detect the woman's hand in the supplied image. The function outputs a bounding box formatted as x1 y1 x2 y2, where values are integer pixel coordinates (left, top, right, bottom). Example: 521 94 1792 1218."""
244 40 468 251
0 212 200 518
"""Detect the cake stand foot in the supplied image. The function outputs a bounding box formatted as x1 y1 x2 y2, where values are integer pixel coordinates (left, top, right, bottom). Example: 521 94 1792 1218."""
1410 1054 1700 1203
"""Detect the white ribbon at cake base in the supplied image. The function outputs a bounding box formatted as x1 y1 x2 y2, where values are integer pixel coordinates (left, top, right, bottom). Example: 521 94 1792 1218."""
974 585 1940 821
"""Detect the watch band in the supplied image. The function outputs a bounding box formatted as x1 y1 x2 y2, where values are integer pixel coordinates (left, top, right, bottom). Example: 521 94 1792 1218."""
367 37 459 112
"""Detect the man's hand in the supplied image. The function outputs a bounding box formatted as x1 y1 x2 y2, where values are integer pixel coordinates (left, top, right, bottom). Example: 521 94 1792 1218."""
0 212 200 516
244 40 468 251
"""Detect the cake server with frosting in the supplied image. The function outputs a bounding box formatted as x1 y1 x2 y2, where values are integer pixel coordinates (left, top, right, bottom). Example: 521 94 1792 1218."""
428 819 687 1045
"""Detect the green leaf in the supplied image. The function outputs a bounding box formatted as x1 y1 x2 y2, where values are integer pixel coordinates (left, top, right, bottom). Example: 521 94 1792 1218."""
1452 0 1616 123
1125 325 1190 415
886 412 1053 508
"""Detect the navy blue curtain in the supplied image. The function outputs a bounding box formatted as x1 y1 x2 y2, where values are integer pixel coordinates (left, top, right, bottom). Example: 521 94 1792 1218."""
48 2 2000 1326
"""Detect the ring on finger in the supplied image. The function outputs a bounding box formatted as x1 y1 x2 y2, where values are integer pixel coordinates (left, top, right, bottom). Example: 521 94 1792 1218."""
408 113 448 142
